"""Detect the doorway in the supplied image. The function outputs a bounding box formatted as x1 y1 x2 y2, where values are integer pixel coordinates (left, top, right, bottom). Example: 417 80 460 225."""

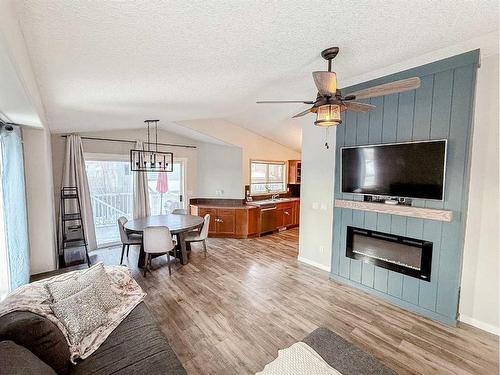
85 154 186 247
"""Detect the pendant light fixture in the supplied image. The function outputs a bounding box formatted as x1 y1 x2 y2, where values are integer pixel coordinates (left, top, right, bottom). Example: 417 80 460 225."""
130 120 173 172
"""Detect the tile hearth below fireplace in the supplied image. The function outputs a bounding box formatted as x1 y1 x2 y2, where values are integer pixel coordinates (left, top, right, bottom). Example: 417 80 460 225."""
346 226 433 281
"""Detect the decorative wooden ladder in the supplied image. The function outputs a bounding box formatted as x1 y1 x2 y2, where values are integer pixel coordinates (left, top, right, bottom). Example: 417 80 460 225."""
59 187 90 267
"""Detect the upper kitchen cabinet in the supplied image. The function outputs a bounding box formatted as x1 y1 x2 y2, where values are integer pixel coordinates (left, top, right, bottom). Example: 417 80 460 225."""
288 160 301 184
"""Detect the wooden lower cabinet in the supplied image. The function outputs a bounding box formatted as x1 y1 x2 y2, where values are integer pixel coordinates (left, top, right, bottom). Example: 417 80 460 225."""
197 208 217 234
216 209 236 235
191 200 299 237
190 205 260 238
283 206 293 226
276 201 299 229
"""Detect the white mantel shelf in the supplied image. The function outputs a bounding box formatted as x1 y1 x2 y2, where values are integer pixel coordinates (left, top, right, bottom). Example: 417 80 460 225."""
334 199 453 222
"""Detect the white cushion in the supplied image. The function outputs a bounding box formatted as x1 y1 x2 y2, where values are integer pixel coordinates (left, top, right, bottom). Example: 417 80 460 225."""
46 262 119 311
50 285 108 345
184 232 202 241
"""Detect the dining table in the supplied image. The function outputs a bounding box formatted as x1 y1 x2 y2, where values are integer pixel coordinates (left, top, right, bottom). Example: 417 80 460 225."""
124 214 204 267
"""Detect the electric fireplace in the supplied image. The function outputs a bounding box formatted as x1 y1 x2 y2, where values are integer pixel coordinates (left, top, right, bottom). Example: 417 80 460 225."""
346 226 433 281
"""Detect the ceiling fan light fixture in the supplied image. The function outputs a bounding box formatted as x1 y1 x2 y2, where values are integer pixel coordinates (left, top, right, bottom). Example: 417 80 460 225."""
314 104 342 127
312 71 337 97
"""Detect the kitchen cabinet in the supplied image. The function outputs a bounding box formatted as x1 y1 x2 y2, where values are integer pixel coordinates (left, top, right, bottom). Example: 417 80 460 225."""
190 204 260 238
197 208 217 234
275 201 298 229
288 160 302 184
283 206 294 226
215 209 236 235
191 198 299 237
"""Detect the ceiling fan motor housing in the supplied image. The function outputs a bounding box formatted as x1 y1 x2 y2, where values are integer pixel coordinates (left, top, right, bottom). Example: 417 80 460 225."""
321 47 339 61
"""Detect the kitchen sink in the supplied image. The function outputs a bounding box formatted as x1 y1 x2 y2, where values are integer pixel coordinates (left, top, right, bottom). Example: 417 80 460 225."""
250 198 292 205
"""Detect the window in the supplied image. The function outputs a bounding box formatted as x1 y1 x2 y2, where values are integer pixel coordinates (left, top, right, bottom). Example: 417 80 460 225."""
0 141 8 299
86 157 133 246
250 160 287 195
147 161 185 215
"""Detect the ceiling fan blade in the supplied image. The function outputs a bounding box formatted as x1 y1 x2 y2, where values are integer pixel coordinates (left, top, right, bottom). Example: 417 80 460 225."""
347 77 421 100
344 101 376 112
292 107 314 118
256 100 314 104
312 71 337 97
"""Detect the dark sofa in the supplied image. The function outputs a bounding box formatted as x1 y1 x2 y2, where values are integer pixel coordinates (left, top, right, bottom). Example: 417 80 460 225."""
303 327 395 375
0 302 186 375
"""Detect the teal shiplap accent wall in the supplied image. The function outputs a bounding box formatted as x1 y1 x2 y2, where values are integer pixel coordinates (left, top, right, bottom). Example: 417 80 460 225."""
330 50 479 325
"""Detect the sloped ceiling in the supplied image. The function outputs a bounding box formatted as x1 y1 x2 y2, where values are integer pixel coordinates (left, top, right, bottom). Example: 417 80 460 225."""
14 0 499 150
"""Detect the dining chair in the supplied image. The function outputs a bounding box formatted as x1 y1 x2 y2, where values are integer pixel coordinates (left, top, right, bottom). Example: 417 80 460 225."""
117 216 142 265
172 208 188 215
184 214 210 257
143 226 176 277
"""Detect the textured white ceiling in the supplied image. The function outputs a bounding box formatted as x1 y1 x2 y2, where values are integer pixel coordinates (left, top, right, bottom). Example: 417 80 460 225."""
15 0 499 150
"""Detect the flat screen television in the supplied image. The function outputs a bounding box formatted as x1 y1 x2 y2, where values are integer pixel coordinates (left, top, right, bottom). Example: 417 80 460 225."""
341 140 447 200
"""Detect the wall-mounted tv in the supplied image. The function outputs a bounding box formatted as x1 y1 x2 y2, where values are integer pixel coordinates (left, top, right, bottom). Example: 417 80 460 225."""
341 140 447 200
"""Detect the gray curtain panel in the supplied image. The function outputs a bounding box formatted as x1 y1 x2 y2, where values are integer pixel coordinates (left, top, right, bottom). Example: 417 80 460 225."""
133 141 151 219
61 135 97 250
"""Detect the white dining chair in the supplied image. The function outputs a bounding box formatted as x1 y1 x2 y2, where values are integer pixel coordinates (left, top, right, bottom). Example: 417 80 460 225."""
143 226 176 277
117 216 142 265
184 214 210 257
172 208 188 215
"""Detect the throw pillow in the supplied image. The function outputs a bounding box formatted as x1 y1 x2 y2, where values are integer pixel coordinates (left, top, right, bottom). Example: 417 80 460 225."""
50 285 108 345
45 275 82 302
78 263 120 311
46 262 119 311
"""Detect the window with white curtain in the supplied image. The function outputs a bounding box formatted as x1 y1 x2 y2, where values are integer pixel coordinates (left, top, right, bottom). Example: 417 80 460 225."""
0 140 9 300
0 125 30 298
250 160 287 195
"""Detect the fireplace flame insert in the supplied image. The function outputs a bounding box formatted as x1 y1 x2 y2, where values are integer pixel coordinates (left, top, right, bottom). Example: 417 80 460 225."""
346 226 433 281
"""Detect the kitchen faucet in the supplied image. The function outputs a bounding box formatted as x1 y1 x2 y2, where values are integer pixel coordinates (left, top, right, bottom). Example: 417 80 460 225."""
271 193 279 200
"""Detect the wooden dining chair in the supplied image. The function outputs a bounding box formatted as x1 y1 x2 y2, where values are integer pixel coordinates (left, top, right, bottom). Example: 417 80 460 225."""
143 226 176 277
117 216 142 265
184 214 210 257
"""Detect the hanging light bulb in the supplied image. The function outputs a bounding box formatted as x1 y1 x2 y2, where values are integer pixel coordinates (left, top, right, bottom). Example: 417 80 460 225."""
314 104 342 127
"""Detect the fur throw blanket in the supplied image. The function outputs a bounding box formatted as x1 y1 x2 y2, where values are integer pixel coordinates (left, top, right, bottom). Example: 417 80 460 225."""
0 265 145 363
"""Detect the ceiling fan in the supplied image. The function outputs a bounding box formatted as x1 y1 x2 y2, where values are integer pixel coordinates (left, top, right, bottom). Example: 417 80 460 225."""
257 47 421 127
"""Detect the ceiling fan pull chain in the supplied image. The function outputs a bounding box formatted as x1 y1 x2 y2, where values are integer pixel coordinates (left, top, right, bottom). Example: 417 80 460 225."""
325 127 330 149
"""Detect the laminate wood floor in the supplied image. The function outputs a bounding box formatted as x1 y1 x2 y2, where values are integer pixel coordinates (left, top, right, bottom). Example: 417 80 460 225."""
91 228 499 375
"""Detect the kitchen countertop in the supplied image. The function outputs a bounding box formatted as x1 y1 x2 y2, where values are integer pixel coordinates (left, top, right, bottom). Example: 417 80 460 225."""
190 204 258 209
246 197 300 206
190 197 300 209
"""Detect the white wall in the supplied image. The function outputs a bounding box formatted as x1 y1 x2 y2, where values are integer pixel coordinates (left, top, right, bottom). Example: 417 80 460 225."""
177 118 300 185
22 127 57 274
459 53 499 335
298 124 335 271
197 143 243 199
0 0 44 127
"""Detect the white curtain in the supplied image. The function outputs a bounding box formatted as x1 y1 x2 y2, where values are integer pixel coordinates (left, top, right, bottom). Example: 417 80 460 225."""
0 125 29 293
62 135 97 250
133 141 151 219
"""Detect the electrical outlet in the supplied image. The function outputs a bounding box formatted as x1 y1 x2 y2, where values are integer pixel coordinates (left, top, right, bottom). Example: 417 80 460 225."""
319 245 325 254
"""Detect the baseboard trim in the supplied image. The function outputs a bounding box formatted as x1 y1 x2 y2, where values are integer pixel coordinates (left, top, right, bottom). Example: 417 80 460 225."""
297 256 331 272
459 315 500 336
